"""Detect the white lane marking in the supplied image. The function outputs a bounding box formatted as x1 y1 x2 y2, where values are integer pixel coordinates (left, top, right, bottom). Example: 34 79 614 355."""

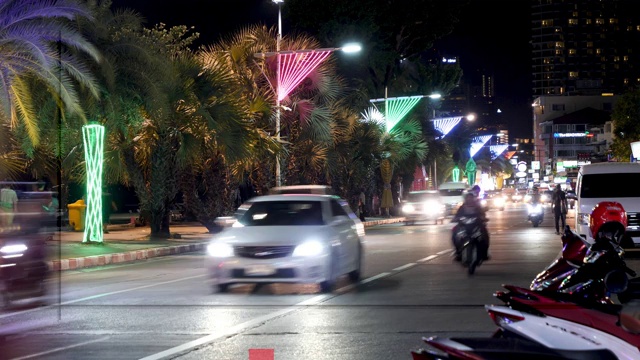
418 254 439 262
0 274 206 320
137 293 331 360
359 272 391 284
9 336 110 360
393 263 416 271
437 249 453 255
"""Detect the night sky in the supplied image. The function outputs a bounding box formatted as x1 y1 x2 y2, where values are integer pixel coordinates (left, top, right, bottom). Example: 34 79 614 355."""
109 0 532 138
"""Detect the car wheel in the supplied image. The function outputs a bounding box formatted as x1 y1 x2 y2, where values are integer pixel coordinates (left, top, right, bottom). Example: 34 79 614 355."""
215 283 230 293
319 253 338 293
348 244 363 282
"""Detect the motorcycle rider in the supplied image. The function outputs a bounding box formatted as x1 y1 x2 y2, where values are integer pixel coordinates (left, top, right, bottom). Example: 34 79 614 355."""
451 189 489 261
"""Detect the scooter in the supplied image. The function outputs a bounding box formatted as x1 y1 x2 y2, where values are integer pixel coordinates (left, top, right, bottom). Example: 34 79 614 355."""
452 216 486 275
527 202 544 227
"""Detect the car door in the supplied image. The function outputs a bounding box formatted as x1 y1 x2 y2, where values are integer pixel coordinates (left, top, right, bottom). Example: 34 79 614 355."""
329 199 357 273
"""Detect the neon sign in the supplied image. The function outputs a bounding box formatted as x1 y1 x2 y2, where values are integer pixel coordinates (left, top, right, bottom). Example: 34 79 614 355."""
553 132 587 138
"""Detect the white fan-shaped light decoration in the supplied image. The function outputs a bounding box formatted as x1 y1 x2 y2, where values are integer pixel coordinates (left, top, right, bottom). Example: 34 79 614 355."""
360 106 386 127
469 135 492 158
490 145 509 160
433 116 463 138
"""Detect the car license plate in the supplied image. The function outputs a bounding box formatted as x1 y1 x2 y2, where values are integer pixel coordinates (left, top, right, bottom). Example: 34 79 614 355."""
245 264 276 276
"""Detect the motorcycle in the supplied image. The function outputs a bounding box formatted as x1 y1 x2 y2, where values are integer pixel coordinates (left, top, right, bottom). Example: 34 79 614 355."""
453 216 486 275
412 227 640 359
530 225 590 292
527 202 544 227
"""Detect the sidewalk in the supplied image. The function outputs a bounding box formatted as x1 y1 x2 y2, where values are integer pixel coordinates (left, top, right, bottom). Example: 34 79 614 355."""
46 216 406 271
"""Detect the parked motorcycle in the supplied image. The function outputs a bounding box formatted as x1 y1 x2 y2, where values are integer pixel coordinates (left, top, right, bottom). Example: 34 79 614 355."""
412 202 639 359
452 216 486 275
527 202 544 227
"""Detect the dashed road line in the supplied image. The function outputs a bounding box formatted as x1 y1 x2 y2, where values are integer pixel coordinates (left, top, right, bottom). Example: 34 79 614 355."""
10 336 110 360
393 263 416 271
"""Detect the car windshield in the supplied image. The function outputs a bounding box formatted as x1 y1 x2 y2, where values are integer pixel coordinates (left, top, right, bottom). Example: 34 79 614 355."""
580 173 640 198
238 200 325 226
405 192 438 202
439 189 465 196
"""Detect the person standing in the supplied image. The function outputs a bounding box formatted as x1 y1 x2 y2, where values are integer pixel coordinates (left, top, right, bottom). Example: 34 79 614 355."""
358 189 366 222
0 182 18 227
552 184 568 235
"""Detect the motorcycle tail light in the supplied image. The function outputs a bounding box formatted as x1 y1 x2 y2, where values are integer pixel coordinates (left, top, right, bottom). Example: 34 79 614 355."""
488 309 525 325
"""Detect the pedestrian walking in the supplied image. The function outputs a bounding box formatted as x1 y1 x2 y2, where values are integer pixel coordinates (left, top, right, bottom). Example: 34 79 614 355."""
0 181 18 227
552 184 568 234
358 188 366 222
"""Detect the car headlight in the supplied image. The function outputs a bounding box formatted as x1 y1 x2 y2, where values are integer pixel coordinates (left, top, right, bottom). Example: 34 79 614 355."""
0 244 27 254
292 240 325 257
207 243 234 257
578 213 590 226
402 204 415 212
493 197 505 206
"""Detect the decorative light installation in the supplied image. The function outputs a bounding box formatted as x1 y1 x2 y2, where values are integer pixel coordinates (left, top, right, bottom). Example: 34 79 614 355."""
267 49 334 101
469 135 492 158
433 116 463 138
360 106 386 127
452 165 461 182
490 145 509 160
465 157 477 185
370 95 424 132
82 123 104 243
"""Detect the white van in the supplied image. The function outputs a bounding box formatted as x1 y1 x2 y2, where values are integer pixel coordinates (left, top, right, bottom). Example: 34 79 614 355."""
438 181 470 215
575 162 640 246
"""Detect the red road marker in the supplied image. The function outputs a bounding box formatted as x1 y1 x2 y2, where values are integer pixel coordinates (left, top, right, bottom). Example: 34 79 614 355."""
249 349 274 360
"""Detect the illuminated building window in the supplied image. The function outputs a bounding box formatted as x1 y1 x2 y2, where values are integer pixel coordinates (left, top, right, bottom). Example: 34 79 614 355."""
596 18 604 25
572 11 578 17
569 19 578 25
555 27 561 32
556 49 563 55
609 18 618 24
624 55 629 61
624 78 629 84
569 49 576 55
555 42 564 48
586 18 592 25
614 56 620 62
569 71 578 78
543 58 551 64
586 42 593 48
637 25 640 31
637 78 640 83
542 19 553 27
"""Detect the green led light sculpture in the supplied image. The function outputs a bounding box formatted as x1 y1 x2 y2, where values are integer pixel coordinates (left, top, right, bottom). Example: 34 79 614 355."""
452 165 460 182
465 157 477 186
82 124 104 243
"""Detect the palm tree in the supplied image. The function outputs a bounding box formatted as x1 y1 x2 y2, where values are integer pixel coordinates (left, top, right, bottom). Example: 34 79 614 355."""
0 0 101 148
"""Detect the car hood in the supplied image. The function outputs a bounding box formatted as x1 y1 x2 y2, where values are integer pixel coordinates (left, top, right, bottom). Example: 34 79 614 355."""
212 225 333 246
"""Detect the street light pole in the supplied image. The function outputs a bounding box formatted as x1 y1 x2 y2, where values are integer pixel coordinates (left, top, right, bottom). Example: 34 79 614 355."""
274 0 283 187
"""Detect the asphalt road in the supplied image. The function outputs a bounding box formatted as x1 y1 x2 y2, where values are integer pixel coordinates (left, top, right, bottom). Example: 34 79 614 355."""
1 204 626 360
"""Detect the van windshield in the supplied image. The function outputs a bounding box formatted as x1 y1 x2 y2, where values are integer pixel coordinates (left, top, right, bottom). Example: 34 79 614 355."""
580 173 640 198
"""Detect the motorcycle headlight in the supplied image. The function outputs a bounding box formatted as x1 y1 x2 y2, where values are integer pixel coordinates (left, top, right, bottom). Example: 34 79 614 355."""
207 242 234 257
293 240 325 257
481 199 488 206
493 197 505 206
527 204 542 214
0 244 27 254
423 201 441 214
541 194 548 202
402 204 415 213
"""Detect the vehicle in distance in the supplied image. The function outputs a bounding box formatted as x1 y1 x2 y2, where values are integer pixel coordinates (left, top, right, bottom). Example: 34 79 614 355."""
401 190 445 225
206 193 364 293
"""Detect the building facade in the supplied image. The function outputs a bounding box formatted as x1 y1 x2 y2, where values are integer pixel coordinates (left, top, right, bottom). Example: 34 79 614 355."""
531 0 640 97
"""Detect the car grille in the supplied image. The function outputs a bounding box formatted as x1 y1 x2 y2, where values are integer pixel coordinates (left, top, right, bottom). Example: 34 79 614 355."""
234 246 294 259
628 213 640 228
231 268 296 278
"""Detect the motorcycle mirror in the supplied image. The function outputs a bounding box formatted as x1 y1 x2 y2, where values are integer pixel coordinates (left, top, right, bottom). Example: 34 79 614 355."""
604 270 628 294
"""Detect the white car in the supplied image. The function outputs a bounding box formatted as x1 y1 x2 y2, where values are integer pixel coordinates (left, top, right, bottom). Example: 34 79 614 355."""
206 194 365 293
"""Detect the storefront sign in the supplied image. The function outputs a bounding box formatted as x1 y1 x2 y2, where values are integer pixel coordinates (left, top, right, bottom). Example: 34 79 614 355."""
554 132 587 138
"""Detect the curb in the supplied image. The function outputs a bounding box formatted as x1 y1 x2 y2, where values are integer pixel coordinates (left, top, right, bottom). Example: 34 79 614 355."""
49 217 405 271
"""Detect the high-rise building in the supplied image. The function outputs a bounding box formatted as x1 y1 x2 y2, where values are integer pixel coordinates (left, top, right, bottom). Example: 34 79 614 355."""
531 0 640 97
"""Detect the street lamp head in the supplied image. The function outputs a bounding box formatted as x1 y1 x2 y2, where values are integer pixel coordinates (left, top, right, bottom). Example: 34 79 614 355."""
340 43 362 53
466 114 476 121
428 93 441 99
272 0 284 3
